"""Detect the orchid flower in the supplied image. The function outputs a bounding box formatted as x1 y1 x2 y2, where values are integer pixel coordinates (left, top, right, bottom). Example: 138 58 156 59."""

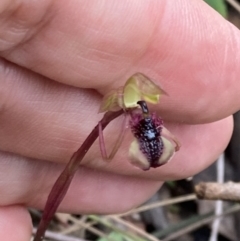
33 73 180 241
99 73 180 170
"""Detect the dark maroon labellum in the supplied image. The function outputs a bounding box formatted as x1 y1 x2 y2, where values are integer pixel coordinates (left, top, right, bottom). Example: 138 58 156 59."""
130 101 164 168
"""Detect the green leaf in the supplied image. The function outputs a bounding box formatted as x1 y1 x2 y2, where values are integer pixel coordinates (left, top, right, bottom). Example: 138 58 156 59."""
204 0 227 18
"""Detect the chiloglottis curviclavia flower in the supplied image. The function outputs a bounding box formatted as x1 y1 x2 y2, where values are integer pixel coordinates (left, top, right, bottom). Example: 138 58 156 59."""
33 73 180 241
98 73 180 171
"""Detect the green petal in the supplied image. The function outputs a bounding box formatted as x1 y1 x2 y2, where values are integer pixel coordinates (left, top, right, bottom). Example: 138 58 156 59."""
123 73 167 108
123 77 141 108
99 87 123 113
99 73 167 112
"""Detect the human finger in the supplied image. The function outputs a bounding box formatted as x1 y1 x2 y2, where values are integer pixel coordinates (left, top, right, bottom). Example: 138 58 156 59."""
0 0 240 122
0 151 162 213
0 112 232 213
0 205 32 241
0 59 232 177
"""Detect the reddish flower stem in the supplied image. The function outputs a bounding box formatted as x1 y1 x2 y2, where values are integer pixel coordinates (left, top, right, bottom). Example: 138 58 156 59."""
34 110 124 241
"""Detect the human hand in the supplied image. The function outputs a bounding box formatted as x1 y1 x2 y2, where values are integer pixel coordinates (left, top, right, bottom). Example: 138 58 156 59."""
0 0 239 240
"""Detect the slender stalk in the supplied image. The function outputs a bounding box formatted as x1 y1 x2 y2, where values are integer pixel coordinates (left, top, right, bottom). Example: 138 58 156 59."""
34 110 124 241
209 154 225 241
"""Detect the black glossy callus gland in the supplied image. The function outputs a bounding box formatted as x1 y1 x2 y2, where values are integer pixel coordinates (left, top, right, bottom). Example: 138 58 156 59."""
129 101 164 168
131 115 164 168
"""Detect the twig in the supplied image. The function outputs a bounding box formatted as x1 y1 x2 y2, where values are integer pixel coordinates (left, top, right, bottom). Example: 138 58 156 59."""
59 215 90 236
32 228 87 241
64 216 90 238
195 181 240 201
162 204 240 241
108 216 161 241
67 216 110 240
225 0 240 14
89 215 145 241
112 194 196 217
153 211 213 238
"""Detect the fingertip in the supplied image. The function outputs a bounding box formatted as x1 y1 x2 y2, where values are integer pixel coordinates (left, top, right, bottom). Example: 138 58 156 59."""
136 0 240 123
162 115 233 180
0 205 32 241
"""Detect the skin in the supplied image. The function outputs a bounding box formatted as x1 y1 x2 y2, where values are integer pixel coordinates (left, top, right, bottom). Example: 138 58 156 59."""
0 0 239 240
